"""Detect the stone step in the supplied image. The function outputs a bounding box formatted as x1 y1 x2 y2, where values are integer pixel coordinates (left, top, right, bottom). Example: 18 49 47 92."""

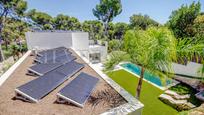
159 94 195 111
165 90 190 100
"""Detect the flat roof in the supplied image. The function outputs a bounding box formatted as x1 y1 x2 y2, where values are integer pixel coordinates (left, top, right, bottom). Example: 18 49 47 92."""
28 30 87 33
0 49 127 115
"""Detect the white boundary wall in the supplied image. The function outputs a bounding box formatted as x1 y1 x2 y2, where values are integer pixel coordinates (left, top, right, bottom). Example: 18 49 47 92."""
26 32 75 50
173 62 203 78
71 32 89 51
26 31 90 50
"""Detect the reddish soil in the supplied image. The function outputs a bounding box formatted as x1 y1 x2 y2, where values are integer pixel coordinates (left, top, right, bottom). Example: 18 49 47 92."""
0 50 126 115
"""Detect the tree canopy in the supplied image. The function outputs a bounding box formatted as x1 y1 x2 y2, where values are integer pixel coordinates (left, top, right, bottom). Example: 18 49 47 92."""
105 27 177 98
82 20 103 40
26 9 53 29
113 22 128 39
53 14 81 30
193 14 204 38
167 2 201 38
0 0 27 61
129 14 159 30
93 0 122 38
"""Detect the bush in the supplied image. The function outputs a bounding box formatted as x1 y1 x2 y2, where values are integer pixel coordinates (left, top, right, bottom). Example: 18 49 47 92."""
3 49 13 59
20 43 28 53
108 39 123 52
0 60 14 76
2 62 13 72
169 84 192 95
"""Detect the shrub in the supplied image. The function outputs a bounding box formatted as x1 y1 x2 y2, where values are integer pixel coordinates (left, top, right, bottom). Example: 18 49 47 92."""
108 39 123 52
3 49 13 59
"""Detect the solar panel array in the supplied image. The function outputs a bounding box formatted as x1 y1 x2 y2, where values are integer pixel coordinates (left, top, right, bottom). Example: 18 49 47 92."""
35 54 76 64
35 48 73 64
29 47 76 76
37 47 68 57
57 72 99 107
15 47 99 108
16 61 84 102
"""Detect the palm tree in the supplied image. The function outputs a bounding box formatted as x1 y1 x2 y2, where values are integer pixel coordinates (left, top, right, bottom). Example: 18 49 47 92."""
104 27 204 99
176 38 204 64
105 27 176 99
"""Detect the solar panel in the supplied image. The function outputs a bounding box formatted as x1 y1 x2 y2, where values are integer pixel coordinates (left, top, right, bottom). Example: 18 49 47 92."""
15 61 84 102
37 47 71 57
54 55 76 64
28 63 62 76
57 72 99 108
36 50 72 61
35 53 76 64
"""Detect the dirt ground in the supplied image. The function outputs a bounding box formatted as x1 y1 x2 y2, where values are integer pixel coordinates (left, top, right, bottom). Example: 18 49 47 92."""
0 50 126 115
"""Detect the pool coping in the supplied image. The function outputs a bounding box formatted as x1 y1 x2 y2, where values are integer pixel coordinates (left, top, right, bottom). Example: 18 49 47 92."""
118 62 179 91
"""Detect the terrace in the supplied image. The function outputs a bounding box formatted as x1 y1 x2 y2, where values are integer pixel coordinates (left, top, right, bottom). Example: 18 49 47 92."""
0 31 143 115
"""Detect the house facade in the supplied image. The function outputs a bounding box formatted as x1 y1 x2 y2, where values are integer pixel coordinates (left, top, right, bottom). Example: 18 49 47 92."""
25 31 108 63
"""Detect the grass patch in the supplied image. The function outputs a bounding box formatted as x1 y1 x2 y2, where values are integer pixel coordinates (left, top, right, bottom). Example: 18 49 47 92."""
107 70 178 115
169 84 202 106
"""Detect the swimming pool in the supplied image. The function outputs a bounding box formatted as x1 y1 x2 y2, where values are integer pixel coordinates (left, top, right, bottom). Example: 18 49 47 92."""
121 63 172 87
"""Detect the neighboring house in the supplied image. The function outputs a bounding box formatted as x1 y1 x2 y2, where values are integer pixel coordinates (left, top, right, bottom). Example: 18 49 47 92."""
25 30 108 63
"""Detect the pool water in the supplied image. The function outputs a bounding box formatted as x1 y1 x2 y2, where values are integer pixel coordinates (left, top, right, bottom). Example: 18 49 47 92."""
121 63 172 87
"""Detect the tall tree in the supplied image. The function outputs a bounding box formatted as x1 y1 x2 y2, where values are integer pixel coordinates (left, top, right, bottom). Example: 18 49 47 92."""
113 22 128 39
129 14 159 30
104 27 204 99
167 2 201 38
26 9 53 30
53 14 81 30
107 22 115 39
82 20 103 40
2 18 29 50
93 0 122 39
0 0 27 61
105 27 176 99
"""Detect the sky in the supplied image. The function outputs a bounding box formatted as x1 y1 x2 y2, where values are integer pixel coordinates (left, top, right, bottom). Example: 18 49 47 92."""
26 0 204 24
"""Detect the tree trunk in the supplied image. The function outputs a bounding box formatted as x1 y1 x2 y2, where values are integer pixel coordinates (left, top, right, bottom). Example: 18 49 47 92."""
0 22 4 62
103 22 108 39
0 25 5 61
0 9 8 61
5 39 9 50
136 67 145 99
0 43 4 61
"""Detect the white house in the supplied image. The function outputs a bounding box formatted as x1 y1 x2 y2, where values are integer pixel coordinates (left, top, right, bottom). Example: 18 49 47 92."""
25 31 108 63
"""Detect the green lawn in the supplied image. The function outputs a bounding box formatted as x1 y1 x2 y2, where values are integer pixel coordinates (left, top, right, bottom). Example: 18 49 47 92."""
107 70 178 115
